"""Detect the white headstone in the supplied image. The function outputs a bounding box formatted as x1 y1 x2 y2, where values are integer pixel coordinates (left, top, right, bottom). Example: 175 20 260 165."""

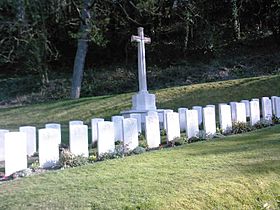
91 118 104 144
219 104 232 133
123 118 139 151
69 125 89 157
145 115 161 148
178 108 188 132
236 102 247 123
261 97 272 121
112 116 124 142
166 112 180 142
129 113 142 133
249 100 260 126
252 98 260 102
240 100 250 117
203 106 216 135
162 109 174 130
274 97 280 118
19 126 36 156
0 129 9 161
185 110 199 139
5 132 27 176
192 106 203 125
45 123 61 145
230 102 238 122
147 111 158 117
69 120 83 126
271 96 278 115
97 121 115 156
39 128 60 168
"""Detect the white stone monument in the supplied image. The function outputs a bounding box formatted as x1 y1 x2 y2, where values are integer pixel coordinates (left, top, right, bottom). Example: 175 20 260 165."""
45 123 61 145
39 128 60 168
249 100 260 126
274 97 280 118
69 124 89 157
122 118 139 152
271 96 278 115
236 102 247 123
185 110 199 139
97 121 115 156
112 116 124 142
69 120 83 126
261 97 272 121
240 100 250 117
121 27 157 120
219 104 232 133
129 113 142 133
0 129 9 161
203 106 216 135
5 132 27 176
178 108 188 132
19 126 36 156
166 112 180 142
192 106 203 125
145 115 161 148
230 102 238 122
91 118 104 144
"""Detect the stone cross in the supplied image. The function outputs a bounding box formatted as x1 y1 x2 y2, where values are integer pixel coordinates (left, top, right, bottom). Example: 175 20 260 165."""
131 27 151 93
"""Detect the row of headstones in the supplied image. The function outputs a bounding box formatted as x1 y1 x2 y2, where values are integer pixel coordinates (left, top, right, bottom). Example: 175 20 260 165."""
1 96 279 176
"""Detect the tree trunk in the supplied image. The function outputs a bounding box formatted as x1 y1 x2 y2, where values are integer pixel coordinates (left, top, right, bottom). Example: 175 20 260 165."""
70 0 91 99
231 0 241 40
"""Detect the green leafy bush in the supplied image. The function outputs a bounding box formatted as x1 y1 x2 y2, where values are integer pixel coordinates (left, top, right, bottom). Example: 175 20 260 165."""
59 148 88 168
132 146 146 155
232 122 253 134
253 119 271 129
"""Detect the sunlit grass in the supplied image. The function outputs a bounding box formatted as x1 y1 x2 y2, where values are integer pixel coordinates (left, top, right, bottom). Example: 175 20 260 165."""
0 126 279 209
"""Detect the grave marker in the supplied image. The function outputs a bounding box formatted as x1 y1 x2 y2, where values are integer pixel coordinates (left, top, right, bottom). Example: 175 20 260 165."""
97 121 115 156
240 100 250 117
39 128 60 168
186 110 199 139
0 129 9 161
19 126 36 156
69 125 89 157
219 104 232 133
112 116 124 142
91 118 104 144
192 106 203 125
129 113 142 133
145 115 161 148
178 108 188 132
203 106 216 135
45 123 61 145
236 102 247 123
261 97 272 121
166 112 180 142
123 118 139 152
5 132 27 176
249 100 260 126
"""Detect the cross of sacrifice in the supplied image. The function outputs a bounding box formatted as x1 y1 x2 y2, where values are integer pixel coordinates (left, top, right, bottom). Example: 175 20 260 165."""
131 27 151 93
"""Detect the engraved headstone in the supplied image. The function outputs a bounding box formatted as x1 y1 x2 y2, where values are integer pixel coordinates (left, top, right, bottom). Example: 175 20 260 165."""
185 110 199 139
203 106 216 135
112 116 124 142
39 128 60 168
166 112 180 142
192 106 203 125
219 104 232 133
97 121 115 156
261 97 272 121
129 113 142 133
0 129 9 161
45 123 61 145
240 100 250 117
249 100 260 126
145 115 161 148
5 132 27 176
91 118 104 144
123 118 139 152
236 102 247 123
19 126 36 156
69 125 89 157
178 108 188 132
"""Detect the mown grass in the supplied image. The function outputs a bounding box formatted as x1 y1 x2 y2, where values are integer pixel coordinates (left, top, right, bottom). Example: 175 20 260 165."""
0 125 279 209
1 74 280 129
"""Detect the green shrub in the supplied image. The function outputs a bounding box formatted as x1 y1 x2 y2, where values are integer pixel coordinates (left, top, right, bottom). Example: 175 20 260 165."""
59 148 88 168
138 133 148 148
232 122 253 134
254 119 271 129
132 146 146 155
272 115 280 124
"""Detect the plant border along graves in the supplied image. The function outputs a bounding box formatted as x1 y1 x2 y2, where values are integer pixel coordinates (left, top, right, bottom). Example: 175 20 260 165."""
0 96 279 182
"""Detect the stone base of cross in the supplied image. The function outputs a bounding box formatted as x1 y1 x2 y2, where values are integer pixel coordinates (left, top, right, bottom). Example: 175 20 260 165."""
132 91 157 111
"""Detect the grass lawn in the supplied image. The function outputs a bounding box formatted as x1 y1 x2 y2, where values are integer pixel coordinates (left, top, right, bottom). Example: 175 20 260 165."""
0 125 279 209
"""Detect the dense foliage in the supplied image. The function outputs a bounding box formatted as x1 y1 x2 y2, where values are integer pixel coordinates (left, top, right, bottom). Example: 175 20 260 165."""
0 0 280 94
